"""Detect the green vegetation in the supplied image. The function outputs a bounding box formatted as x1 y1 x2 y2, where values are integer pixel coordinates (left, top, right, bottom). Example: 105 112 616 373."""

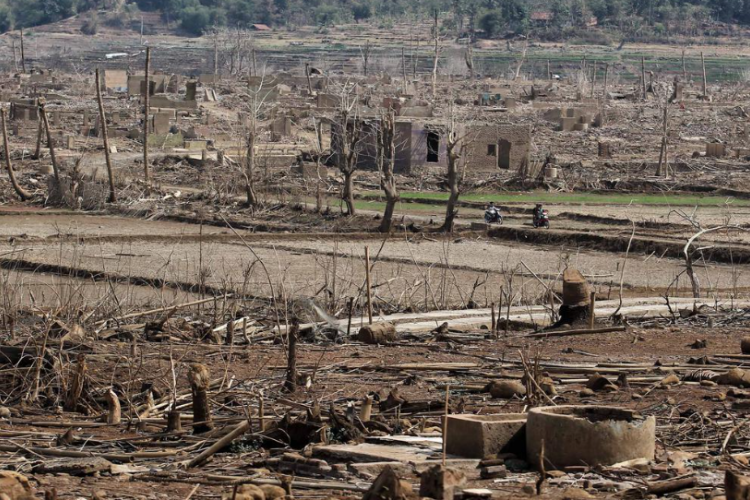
363 191 750 207
4 0 750 39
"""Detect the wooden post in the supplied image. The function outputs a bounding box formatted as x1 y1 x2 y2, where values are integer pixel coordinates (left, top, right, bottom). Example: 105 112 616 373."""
547 59 551 80
498 286 504 335
582 55 586 72
252 48 257 78
682 49 687 81
167 407 182 432
38 102 60 184
225 318 234 346
188 364 214 434
105 389 121 425
11 38 17 73
140 16 144 45
591 60 597 98
305 63 313 95
33 120 43 160
95 69 116 203
346 297 354 336
214 33 219 77
641 57 647 99
284 320 299 392
588 291 596 330
19 29 26 74
701 52 708 98
143 47 152 193
365 246 373 325
1 108 31 201
490 302 496 334
361 395 373 422
258 393 266 431
442 384 450 466
603 63 609 100
402 47 408 91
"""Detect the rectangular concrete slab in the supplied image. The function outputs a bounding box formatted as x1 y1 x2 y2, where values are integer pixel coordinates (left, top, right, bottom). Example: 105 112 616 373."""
445 414 527 459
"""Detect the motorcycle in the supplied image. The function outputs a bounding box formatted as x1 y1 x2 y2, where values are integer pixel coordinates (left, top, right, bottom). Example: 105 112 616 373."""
485 207 503 224
533 209 550 229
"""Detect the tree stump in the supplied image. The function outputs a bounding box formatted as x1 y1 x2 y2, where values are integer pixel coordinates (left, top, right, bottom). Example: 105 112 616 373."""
188 364 213 434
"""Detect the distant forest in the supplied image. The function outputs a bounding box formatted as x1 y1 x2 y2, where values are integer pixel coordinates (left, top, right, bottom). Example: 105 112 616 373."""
3 0 750 39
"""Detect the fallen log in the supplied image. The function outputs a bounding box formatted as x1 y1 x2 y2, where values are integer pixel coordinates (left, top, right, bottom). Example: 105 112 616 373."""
525 326 626 339
187 419 251 468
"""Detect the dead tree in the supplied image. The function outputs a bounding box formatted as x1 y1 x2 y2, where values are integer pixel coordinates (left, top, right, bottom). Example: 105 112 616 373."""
333 87 364 216
465 46 474 81
38 101 61 184
143 47 152 194
656 102 669 178
244 116 258 207
431 9 442 100
19 29 26 74
1 108 31 201
377 110 399 233
361 40 372 76
188 363 214 434
441 111 468 232
95 69 117 203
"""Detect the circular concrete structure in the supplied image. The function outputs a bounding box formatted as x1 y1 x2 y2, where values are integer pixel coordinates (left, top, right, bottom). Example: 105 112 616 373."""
526 406 655 469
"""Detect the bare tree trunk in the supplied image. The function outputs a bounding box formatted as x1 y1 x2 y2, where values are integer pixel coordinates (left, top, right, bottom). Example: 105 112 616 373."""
432 10 439 100
143 47 152 194
32 120 43 160
442 133 461 232
362 40 370 76
378 111 398 233
189 364 214 434
701 52 708 98
1 108 31 201
656 104 669 178
245 129 258 207
342 169 355 216
19 29 26 74
95 69 117 203
284 320 299 392
38 102 60 184
641 57 647 99
465 46 474 81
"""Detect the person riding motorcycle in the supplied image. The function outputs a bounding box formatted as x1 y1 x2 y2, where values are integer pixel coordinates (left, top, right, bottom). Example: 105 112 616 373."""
485 202 502 223
534 204 544 221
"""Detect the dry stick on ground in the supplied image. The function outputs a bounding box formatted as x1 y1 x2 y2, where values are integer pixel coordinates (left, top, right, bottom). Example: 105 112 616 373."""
95 69 117 203
1 107 31 201
143 46 152 194
187 417 252 468
38 101 60 184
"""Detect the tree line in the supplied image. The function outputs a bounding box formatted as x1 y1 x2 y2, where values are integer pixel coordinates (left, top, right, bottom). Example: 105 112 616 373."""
2 0 750 38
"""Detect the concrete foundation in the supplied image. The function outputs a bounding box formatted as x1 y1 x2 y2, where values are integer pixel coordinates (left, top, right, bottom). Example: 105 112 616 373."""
526 406 655 469
445 414 527 459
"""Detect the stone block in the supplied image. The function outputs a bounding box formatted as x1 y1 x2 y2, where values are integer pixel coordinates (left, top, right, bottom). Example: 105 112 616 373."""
444 414 527 459
706 143 726 157
559 117 577 132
